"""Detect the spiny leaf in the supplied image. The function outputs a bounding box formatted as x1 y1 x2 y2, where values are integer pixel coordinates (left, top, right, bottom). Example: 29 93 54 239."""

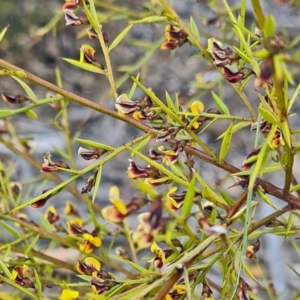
258 106 277 124
189 16 200 40
62 58 105 74
263 15 276 38
25 109 38 119
0 260 12 279
181 174 196 218
109 24 134 52
211 91 230 115
219 122 234 162
0 25 9 43
92 165 102 204
74 138 114 151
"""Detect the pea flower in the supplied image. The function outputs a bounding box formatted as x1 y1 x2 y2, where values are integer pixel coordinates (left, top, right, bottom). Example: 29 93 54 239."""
40 152 70 173
251 119 284 149
161 24 188 50
31 187 55 208
67 219 101 253
78 147 106 160
101 186 147 223
60 289 79 300
221 67 254 83
12 265 35 290
132 196 163 249
76 257 111 279
1 93 29 104
63 10 88 26
166 187 186 211
80 45 104 69
165 285 187 299
64 201 80 217
149 145 181 165
115 94 157 119
81 173 96 194
150 242 173 269
45 205 60 224
90 272 117 294
210 40 240 67
246 239 260 259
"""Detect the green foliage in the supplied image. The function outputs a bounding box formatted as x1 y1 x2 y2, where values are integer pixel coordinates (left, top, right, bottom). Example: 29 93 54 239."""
0 0 300 299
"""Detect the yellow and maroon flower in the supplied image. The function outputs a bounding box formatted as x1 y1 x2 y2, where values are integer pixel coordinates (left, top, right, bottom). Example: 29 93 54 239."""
40 152 70 173
115 94 141 115
63 10 88 26
31 187 55 208
165 284 187 299
246 239 260 259
166 187 186 211
101 186 147 223
202 282 213 299
161 24 188 50
150 242 166 269
78 147 106 160
210 40 240 67
1 93 29 104
80 45 104 68
221 67 254 83
64 201 80 217
156 126 181 143
76 257 111 279
68 219 101 254
12 265 35 290
127 159 150 179
60 289 79 300
80 233 101 254
241 147 261 170
254 57 274 88
132 197 163 249
81 173 96 194
45 206 60 224
90 272 117 294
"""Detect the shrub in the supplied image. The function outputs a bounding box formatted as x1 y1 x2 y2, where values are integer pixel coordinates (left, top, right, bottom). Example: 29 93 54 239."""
0 0 300 299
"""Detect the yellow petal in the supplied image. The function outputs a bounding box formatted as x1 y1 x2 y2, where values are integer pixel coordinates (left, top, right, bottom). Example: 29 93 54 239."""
111 198 127 215
174 284 186 294
189 100 204 114
101 205 125 223
84 257 101 271
109 186 120 202
60 289 79 300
